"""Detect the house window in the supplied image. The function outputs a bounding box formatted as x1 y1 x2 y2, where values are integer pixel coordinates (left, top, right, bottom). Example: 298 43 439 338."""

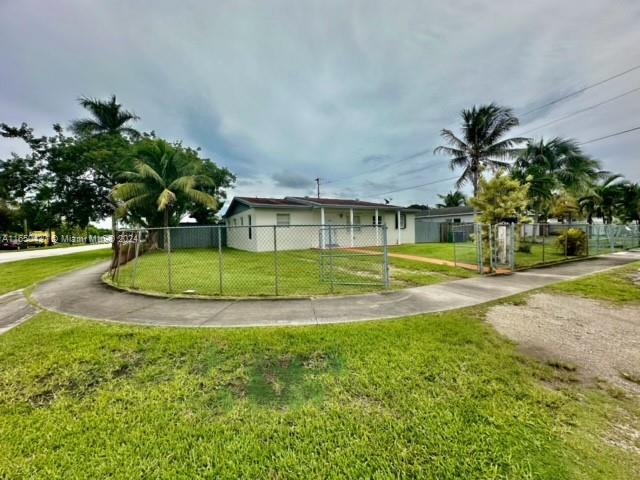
395 213 406 230
248 215 252 239
372 215 383 225
452 218 461 224
276 213 290 226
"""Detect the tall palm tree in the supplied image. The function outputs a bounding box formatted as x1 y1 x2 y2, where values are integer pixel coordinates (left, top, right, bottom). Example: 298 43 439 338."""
70 95 140 138
512 137 601 220
113 139 217 232
578 174 626 224
436 190 466 208
434 103 527 197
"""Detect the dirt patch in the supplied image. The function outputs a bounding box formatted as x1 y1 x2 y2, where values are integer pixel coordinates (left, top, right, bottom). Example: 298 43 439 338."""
486 292 640 394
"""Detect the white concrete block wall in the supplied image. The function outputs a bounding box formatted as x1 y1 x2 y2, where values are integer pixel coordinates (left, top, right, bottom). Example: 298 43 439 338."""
225 207 415 251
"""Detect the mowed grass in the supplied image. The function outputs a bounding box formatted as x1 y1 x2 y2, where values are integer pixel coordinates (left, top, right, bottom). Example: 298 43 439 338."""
548 261 640 303
0 248 112 295
113 247 473 297
1 307 638 478
389 239 632 270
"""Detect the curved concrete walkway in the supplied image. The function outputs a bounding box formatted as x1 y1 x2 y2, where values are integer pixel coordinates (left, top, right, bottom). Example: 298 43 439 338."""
32 251 640 328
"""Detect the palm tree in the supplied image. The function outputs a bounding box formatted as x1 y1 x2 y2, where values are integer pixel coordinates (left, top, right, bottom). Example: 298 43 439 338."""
436 190 466 208
70 95 140 138
619 183 640 224
578 174 626 224
434 103 527 197
512 137 601 220
113 139 217 233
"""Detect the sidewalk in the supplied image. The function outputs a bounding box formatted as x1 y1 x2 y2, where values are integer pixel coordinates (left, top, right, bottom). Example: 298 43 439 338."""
28 250 640 329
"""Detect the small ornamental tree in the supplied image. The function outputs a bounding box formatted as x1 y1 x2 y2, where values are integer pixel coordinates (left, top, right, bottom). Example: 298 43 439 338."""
469 172 530 269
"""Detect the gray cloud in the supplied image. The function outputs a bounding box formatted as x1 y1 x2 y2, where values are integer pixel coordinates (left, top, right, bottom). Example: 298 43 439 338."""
272 172 312 189
1 0 639 211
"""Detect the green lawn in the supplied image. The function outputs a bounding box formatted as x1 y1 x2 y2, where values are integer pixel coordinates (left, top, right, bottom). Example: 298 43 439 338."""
0 249 112 295
1 250 639 478
1 306 638 478
389 240 626 271
113 247 473 297
548 261 640 303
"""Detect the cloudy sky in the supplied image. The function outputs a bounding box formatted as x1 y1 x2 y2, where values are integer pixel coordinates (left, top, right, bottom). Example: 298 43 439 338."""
1 0 639 211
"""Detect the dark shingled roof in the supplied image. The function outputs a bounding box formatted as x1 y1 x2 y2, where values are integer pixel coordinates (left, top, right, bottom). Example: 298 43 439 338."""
224 196 417 217
233 197 304 206
286 197 404 209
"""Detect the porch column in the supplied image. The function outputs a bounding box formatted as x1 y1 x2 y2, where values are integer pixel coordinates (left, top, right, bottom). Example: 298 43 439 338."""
397 210 402 244
320 207 325 249
375 208 379 246
350 208 354 247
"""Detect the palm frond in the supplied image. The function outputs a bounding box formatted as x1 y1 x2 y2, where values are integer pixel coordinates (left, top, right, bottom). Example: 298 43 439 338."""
183 188 217 208
157 188 177 211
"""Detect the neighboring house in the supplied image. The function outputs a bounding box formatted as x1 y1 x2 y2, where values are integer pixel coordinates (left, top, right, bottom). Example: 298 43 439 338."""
415 206 475 243
223 196 417 251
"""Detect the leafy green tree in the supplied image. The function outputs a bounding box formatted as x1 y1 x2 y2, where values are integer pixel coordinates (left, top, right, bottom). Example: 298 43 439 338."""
436 191 466 208
578 174 626 224
512 137 600 220
113 139 217 232
407 204 430 210
70 95 140 238
469 171 530 270
470 171 530 225
434 103 527 197
186 156 235 224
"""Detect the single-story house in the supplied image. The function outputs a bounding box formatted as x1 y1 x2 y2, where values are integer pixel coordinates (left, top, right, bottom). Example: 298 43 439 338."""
223 196 417 251
415 206 475 243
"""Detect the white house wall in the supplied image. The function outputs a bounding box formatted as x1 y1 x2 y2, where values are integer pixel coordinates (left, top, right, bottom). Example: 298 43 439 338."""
225 207 415 252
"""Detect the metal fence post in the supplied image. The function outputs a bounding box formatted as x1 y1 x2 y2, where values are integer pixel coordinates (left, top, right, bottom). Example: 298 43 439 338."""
476 224 483 275
166 226 173 293
329 225 334 294
452 226 457 267
509 222 515 271
542 225 546 264
131 229 141 288
218 225 223 295
564 225 568 258
273 225 279 296
383 225 389 289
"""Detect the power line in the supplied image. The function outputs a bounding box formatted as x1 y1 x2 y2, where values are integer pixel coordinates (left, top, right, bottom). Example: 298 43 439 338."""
580 126 640 145
520 63 640 117
324 148 432 185
373 175 460 197
520 86 640 135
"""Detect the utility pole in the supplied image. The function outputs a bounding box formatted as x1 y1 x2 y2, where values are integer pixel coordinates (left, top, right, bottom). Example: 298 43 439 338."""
315 178 320 198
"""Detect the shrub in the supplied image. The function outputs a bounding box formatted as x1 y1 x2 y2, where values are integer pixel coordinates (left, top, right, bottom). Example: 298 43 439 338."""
556 228 587 256
517 244 532 254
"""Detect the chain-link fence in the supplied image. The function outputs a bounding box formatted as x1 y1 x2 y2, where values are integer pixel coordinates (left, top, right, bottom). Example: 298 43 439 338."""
514 223 640 270
449 222 640 273
450 223 482 269
110 224 389 297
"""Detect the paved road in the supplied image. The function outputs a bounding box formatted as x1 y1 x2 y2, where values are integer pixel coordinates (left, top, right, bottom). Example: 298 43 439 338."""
0 244 110 264
31 250 640 328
